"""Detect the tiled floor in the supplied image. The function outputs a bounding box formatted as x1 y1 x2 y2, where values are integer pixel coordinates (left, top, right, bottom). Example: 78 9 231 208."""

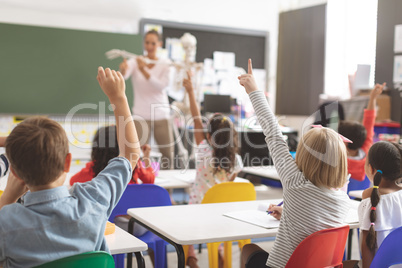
129 184 361 268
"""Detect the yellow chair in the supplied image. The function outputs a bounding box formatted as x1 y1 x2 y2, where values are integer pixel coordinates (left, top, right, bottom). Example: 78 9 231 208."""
185 181 256 268
0 190 3 198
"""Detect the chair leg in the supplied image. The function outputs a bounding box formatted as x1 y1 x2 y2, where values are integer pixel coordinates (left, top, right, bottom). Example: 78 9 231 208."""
237 239 251 250
113 254 125 268
154 240 168 268
183 245 189 265
223 241 232 268
207 242 220 268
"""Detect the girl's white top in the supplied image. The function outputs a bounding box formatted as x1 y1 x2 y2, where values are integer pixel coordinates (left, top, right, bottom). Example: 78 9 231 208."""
358 189 402 250
124 58 171 121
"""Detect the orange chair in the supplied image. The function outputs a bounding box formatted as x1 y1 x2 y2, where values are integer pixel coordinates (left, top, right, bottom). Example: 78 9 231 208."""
285 225 350 268
186 181 256 268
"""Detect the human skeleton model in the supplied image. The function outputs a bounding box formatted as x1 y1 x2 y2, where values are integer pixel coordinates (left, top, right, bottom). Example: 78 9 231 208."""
105 33 203 164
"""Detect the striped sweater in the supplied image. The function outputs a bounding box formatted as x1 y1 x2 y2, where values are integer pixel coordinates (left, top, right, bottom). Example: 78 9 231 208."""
249 91 351 268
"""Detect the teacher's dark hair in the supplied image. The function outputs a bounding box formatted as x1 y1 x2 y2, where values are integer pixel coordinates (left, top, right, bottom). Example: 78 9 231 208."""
145 30 162 42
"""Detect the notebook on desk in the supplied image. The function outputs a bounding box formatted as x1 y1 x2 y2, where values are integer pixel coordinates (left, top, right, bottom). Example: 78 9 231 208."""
223 202 280 229
224 201 359 229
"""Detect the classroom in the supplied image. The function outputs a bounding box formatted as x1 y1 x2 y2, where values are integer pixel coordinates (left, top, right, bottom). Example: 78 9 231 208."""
0 0 401 267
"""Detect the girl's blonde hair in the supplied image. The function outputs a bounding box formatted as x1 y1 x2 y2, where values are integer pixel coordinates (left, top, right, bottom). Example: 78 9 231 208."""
295 127 347 189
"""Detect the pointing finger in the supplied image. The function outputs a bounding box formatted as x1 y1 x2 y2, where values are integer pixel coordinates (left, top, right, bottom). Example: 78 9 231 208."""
248 58 253 74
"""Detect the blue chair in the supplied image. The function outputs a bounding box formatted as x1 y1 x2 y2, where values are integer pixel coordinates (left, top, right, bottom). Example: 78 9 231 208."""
370 226 402 268
347 175 371 195
109 184 171 268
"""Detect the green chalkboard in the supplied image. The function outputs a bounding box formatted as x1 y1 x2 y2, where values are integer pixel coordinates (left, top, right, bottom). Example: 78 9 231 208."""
0 23 142 114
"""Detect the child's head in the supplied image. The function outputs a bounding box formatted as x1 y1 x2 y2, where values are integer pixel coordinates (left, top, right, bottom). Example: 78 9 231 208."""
206 114 238 174
5 116 69 187
338 121 367 150
365 141 402 251
295 127 348 189
91 126 119 176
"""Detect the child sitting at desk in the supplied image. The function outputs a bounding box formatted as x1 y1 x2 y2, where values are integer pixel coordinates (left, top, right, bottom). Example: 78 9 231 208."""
0 67 140 267
183 71 243 268
350 141 402 268
239 59 350 268
70 126 155 186
338 82 385 182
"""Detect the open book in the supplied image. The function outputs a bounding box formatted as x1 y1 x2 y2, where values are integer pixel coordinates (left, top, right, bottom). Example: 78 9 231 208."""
224 201 359 229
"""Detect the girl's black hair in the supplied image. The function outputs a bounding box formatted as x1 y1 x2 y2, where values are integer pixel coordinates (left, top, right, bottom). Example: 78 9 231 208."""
366 141 402 251
91 126 119 177
207 114 238 175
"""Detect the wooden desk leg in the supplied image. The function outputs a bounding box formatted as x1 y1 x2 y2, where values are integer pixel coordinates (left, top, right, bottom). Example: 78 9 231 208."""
135 251 145 268
129 217 186 268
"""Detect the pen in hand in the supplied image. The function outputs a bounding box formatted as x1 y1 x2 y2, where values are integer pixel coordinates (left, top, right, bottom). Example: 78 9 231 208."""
267 201 283 215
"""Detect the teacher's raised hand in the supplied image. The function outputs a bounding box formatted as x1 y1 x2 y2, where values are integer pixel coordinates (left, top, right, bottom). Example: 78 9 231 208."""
238 58 259 94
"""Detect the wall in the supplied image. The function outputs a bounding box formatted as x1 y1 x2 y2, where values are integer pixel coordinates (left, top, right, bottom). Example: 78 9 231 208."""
375 0 402 124
0 0 326 113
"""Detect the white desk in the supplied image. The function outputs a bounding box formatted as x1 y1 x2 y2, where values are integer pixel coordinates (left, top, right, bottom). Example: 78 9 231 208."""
349 190 363 200
106 225 148 268
156 169 249 189
127 199 360 268
240 166 280 181
106 225 147 255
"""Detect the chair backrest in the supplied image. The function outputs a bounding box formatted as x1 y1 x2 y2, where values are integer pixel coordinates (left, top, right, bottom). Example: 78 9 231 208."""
370 226 402 268
201 182 256 204
35 251 114 268
109 184 171 222
285 225 350 268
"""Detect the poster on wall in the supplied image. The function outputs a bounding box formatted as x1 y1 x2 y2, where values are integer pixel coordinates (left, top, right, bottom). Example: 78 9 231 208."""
393 55 402 83
394 25 402 53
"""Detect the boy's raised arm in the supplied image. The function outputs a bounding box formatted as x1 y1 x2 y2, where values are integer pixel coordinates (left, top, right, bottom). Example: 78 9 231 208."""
97 67 140 169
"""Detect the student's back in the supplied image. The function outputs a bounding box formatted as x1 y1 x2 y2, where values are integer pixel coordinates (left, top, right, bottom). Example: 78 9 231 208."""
0 67 140 267
239 59 350 268
358 141 402 268
0 157 130 267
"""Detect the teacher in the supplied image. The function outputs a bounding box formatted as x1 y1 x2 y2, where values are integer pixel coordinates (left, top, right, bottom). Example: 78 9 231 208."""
119 30 174 169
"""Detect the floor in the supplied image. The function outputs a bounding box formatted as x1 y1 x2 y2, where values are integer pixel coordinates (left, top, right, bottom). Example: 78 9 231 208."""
129 184 361 268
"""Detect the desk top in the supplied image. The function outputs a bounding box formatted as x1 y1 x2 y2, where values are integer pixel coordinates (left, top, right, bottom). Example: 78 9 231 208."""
349 190 363 200
127 199 360 245
105 225 148 254
241 166 280 181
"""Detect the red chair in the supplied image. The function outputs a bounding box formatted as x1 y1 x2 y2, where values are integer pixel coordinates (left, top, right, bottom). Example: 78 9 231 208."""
285 225 350 268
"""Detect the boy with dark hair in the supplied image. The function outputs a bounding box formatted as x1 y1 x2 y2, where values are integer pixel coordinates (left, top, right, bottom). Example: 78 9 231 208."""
0 67 140 267
338 82 385 181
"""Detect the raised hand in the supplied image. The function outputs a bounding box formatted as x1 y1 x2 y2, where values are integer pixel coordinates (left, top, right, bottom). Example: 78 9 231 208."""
367 82 386 110
119 59 128 76
141 144 151 158
238 59 258 94
370 82 386 100
182 70 193 93
97 67 126 101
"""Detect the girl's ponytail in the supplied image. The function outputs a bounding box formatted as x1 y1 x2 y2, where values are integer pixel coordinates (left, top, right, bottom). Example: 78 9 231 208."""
366 170 382 251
